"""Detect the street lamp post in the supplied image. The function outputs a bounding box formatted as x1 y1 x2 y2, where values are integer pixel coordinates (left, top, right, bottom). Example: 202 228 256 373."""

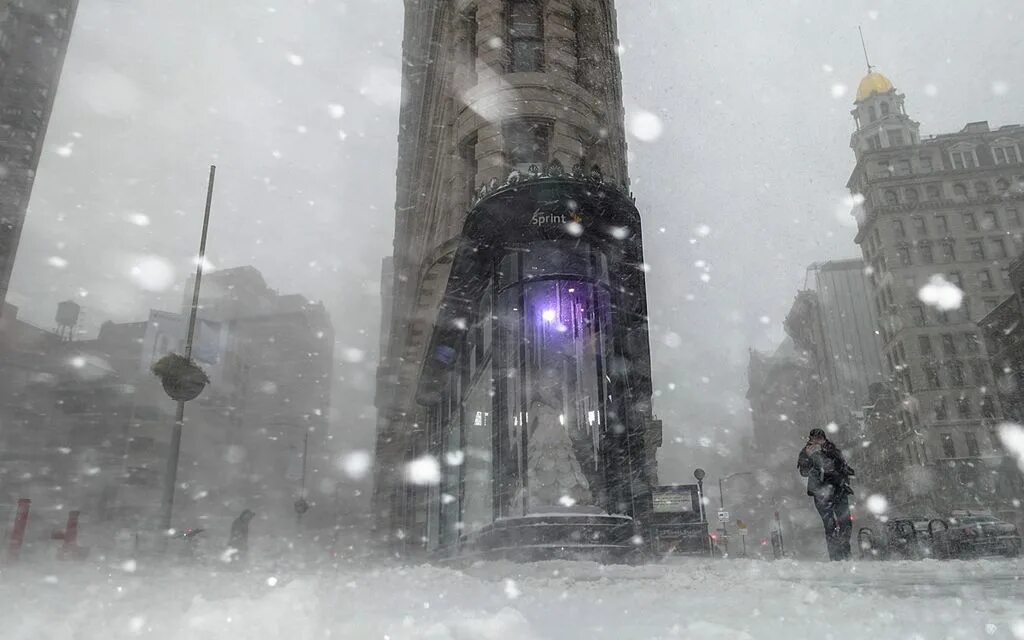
717 471 755 557
159 165 217 534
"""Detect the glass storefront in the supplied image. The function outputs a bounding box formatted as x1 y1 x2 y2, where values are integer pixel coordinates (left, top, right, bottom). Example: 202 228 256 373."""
498 277 610 515
415 179 655 556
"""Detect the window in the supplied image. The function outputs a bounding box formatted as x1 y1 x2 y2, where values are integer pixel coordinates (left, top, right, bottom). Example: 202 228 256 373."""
997 178 1011 193
926 184 941 200
920 156 934 172
975 181 990 197
880 102 891 116
982 395 996 419
965 432 980 457
460 133 478 204
504 119 550 170
868 134 881 151
941 433 956 458
885 190 899 205
956 396 972 419
918 335 933 356
912 216 927 236
897 246 911 266
935 214 949 234
948 271 963 288
905 187 919 203
953 183 968 198
919 242 933 264
991 237 1007 259
951 151 976 170
971 361 988 385
571 6 583 84
941 334 956 356
911 305 926 326
892 219 905 237
993 145 1021 165
965 332 980 354
896 158 912 175
508 0 544 73
941 240 956 262
950 360 965 387
888 130 905 146
1001 266 1011 287
968 239 985 260
877 161 892 177
869 106 878 122
460 9 479 85
935 396 948 421
982 211 999 231
962 212 977 231
925 363 941 387
1009 208 1022 228
978 270 993 289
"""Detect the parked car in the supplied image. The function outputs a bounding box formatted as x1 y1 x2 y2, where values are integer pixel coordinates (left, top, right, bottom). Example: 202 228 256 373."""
858 512 1021 560
929 514 1021 559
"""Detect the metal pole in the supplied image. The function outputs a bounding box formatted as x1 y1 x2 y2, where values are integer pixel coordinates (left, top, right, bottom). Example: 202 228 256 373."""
719 477 725 509
159 165 217 533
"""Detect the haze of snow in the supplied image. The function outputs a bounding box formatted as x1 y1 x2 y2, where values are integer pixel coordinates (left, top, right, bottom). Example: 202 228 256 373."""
4 552 1024 640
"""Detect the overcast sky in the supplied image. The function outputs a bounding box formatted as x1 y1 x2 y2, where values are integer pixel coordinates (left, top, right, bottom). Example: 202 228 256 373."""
8 0 1023 483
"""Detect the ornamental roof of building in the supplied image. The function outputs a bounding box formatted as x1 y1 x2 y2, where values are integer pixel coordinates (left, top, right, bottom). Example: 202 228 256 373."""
856 70 894 102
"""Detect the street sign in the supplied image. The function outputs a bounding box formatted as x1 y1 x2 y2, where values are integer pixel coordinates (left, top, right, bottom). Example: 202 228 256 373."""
717 510 729 523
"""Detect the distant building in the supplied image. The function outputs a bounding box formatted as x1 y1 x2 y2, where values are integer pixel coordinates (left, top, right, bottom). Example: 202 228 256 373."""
846 66 1024 514
784 259 884 445
0 267 334 531
0 0 78 310
745 340 824 555
979 256 1024 424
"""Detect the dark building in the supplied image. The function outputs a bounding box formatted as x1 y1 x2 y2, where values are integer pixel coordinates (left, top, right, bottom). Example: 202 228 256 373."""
0 0 78 310
374 0 660 559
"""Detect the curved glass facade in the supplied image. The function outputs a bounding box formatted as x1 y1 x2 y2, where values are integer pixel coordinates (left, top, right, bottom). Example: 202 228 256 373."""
429 240 627 550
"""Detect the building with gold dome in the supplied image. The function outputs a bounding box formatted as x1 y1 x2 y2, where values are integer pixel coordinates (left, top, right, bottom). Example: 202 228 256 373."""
846 66 1024 520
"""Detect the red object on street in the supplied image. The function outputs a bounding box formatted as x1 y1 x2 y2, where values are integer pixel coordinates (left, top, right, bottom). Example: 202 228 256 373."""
6 498 31 561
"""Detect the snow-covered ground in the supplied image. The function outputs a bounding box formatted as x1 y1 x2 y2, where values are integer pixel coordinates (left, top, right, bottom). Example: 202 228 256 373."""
4 553 1024 639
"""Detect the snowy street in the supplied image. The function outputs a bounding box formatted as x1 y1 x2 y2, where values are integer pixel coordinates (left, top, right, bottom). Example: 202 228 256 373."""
5 556 1024 639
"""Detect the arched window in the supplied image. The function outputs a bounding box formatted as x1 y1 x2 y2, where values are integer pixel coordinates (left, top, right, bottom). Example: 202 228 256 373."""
508 0 544 73
504 118 551 172
884 189 899 205
974 181 990 197
880 102 890 116
953 183 968 198
904 187 919 203
950 146 977 170
868 105 877 122
996 178 1010 193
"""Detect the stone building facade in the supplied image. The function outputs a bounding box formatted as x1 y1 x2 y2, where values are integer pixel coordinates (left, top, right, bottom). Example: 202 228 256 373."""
846 68 1024 513
980 256 1024 425
0 0 78 310
375 0 659 557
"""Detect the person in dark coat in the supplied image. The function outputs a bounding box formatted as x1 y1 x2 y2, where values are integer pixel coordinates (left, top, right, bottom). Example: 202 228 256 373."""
228 509 255 563
798 428 855 561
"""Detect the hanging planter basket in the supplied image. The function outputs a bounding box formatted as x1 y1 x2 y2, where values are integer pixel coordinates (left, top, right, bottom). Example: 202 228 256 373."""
152 353 209 402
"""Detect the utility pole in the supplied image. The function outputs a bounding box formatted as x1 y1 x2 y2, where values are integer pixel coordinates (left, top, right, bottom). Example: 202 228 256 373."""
159 165 217 533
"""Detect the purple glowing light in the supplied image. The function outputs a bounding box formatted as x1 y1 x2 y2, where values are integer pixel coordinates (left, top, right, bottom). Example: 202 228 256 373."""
541 308 557 322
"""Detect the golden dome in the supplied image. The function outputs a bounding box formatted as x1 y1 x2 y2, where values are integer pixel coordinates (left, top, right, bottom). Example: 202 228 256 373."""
856 71 894 102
